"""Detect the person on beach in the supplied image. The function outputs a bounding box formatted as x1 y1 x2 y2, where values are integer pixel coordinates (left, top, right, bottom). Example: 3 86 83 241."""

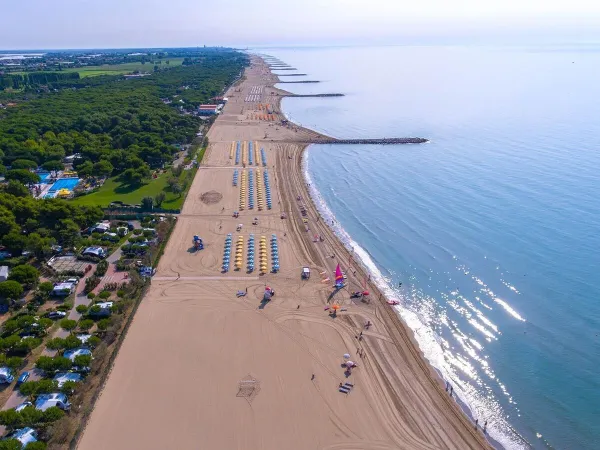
311 374 315 380
484 421 488 433
177 272 180 280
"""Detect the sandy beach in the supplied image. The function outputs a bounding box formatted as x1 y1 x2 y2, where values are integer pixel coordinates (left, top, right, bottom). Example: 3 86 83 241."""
78 57 491 450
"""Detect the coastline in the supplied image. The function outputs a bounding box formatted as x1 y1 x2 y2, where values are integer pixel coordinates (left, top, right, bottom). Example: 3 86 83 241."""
77 55 493 450
269 60 494 448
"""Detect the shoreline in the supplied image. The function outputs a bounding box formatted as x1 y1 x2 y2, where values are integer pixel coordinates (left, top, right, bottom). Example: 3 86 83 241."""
77 54 494 450
267 59 494 448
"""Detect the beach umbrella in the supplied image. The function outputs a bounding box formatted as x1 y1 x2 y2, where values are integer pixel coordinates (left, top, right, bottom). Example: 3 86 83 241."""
345 361 354 368
362 291 370 296
331 304 341 311
343 353 351 360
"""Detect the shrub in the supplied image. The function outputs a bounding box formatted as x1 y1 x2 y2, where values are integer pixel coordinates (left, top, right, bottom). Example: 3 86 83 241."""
0 281 23 300
95 260 109 277
8 265 39 286
78 319 94 331
98 291 111 299
133 229 142 236
35 356 71 373
73 354 91 367
59 319 77 331
117 289 125 298
97 318 111 330
76 305 89 314
87 336 101 348
46 338 65 350
87 292 96 300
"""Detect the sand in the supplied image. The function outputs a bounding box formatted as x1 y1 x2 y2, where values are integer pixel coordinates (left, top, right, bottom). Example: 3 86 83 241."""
78 57 491 450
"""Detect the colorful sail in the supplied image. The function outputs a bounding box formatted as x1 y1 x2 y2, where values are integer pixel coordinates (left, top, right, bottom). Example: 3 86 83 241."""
335 264 344 287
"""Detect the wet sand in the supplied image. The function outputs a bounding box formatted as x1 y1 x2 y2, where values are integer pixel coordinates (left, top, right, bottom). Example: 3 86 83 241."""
78 57 490 450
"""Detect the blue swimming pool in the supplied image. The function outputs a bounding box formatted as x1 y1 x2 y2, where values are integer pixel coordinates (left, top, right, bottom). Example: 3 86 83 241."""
37 173 51 183
48 178 80 194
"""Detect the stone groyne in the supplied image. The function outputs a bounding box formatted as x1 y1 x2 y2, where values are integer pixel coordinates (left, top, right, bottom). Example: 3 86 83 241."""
278 80 320 84
296 137 429 145
283 93 344 97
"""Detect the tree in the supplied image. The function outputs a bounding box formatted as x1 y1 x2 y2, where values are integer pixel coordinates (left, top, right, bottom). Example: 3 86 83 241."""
38 281 54 297
78 319 94 331
93 160 113 177
73 354 91 367
5 170 40 186
57 218 80 247
13 337 41 354
0 440 21 450
121 168 144 185
41 406 65 423
11 159 38 170
76 305 88 314
18 406 43 428
141 196 154 211
26 233 54 259
4 180 30 197
59 319 77 331
63 334 81 349
35 356 71 373
97 318 111 330
172 182 183 197
46 337 65 350
76 160 94 178
19 379 58 399
154 191 166 207
98 291 111 299
0 281 23 300
0 409 22 431
87 335 101 348
1 231 27 255
8 265 39 286
41 160 64 172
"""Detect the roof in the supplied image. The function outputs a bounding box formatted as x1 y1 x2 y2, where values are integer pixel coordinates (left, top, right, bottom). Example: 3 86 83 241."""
35 392 68 411
83 246 105 256
63 348 91 361
11 427 37 446
94 223 110 231
0 266 8 276
199 104 218 108
95 302 113 309
53 372 83 387
53 282 75 291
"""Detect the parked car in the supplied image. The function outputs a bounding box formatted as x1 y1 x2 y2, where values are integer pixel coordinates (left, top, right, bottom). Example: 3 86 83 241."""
16 371 30 386
66 278 79 285
47 311 67 320
0 367 14 384
15 401 32 412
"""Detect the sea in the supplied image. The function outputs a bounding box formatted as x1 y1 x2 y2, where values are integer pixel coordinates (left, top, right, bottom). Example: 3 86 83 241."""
257 45 600 450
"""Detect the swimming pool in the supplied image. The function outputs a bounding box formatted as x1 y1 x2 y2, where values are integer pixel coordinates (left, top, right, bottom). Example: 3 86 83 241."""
37 173 51 183
48 178 80 194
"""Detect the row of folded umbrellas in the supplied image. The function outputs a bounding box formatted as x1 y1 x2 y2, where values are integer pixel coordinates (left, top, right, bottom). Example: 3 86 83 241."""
264 170 273 210
232 169 239 187
222 234 280 273
260 148 267 167
239 171 248 209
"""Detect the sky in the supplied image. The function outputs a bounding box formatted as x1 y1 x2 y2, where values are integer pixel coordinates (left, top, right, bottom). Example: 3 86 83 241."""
3 0 600 50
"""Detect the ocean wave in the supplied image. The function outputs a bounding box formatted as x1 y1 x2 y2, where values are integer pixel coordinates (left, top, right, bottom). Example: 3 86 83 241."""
301 146 531 450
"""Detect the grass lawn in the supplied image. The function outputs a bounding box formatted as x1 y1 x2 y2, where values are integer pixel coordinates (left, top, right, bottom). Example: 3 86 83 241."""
63 58 184 78
70 170 191 209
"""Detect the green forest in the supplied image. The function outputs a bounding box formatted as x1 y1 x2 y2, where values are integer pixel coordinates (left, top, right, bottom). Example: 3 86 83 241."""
0 48 247 252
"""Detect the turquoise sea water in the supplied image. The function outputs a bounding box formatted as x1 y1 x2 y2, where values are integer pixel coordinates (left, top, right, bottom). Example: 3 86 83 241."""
260 45 600 449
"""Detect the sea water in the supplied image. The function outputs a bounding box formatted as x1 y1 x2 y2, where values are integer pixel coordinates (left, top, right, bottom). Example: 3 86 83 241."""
261 45 600 449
